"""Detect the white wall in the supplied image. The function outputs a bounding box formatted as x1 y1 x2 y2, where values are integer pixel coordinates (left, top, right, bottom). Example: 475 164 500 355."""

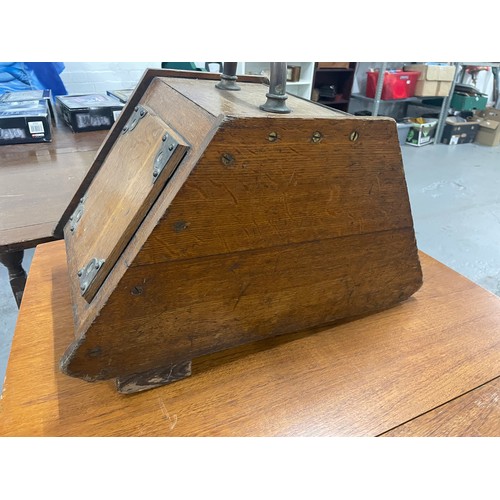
59 62 162 94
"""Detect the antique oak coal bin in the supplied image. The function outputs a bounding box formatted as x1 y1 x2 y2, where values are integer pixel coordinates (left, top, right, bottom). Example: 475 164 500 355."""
57 66 422 394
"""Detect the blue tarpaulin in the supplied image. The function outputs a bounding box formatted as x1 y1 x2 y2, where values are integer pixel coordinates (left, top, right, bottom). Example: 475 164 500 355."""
0 62 67 97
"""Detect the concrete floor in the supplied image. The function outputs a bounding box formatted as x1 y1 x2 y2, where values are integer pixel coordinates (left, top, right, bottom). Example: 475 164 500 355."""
401 142 500 295
1 141 500 394
1 248 34 394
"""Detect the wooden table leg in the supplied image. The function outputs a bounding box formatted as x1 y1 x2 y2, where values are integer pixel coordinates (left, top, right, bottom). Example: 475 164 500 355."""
0 250 27 308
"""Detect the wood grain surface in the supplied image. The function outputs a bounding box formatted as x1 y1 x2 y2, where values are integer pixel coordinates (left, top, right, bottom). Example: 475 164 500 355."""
0 123 107 251
135 112 413 265
382 377 500 436
64 77 220 337
62 228 422 380
1 241 499 436
63 110 188 302
60 77 422 385
53 69 268 238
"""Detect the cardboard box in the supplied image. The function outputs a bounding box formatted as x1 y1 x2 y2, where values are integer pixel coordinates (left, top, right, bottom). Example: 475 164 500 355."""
0 89 53 145
438 81 452 96
404 64 456 82
286 65 301 82
476 107 500 122
405 118 437 147
415 80 451 97
441 118 479 145
317 62 350 69
475 119 500 146
415 80 438 96
408 64 455 96
56 93 124 132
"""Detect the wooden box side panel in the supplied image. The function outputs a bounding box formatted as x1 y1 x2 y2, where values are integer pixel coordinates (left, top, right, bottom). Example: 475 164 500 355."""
61 228 422 381
65 78 220 335
133 115 415 266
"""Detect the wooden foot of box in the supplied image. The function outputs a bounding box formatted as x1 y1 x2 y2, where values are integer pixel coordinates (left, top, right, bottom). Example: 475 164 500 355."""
115 360 192 394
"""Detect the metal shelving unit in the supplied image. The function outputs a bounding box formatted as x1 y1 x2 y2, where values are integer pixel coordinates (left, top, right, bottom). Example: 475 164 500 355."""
351 62 462 145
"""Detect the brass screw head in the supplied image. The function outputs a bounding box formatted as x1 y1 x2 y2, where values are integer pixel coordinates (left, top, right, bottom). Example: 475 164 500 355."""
268 132 278 142
350 130 359 141
312 131 322 143
221 153 235 166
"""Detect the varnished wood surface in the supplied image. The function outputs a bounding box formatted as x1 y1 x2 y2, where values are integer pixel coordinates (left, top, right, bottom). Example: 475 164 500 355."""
163 77 343 119
136 112 412 265
54 69 269 238
64 110 188 302
1 240 499 436
62 229 422 380
382 377 500 436
60 75 421 384
64 77 220 339
0 122 107 251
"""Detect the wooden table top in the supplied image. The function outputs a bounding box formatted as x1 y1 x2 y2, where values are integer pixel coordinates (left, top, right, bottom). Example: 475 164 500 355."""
1 240 499 437
0 122 107 252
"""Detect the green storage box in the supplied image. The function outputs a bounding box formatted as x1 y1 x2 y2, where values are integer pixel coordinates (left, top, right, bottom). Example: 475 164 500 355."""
450 92 488 111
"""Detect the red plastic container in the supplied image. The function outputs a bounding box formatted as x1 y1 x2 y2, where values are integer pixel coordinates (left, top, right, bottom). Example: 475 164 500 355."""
366 70 421 100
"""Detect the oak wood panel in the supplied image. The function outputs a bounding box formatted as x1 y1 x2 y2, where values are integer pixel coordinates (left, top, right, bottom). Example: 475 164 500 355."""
134 115 412 265
0 123 107 251
1 242 499 436
63 110 188 302
59 75 421 388
61 228 422 380
65 80 221 335
163 77 345 119
54 69 268 237
381 377 500 437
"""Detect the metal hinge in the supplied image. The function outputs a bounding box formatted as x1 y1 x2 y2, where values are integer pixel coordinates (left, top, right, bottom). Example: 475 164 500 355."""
122 105 147 134
69 196 85 233
78 258 105 296
152 133 180 182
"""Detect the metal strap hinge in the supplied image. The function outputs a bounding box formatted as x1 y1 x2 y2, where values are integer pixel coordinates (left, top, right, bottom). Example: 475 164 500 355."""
78 258 105 296
69 196 85 233
152 133 180 182
122 105 147 134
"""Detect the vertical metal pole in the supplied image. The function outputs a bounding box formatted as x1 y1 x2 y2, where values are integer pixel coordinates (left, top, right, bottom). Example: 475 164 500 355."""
434 62 461 145
215 62 240 91
372 62 387 117
260 62 291 114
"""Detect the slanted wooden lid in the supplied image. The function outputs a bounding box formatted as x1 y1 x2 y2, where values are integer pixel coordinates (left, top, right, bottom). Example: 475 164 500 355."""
65 105 189 302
